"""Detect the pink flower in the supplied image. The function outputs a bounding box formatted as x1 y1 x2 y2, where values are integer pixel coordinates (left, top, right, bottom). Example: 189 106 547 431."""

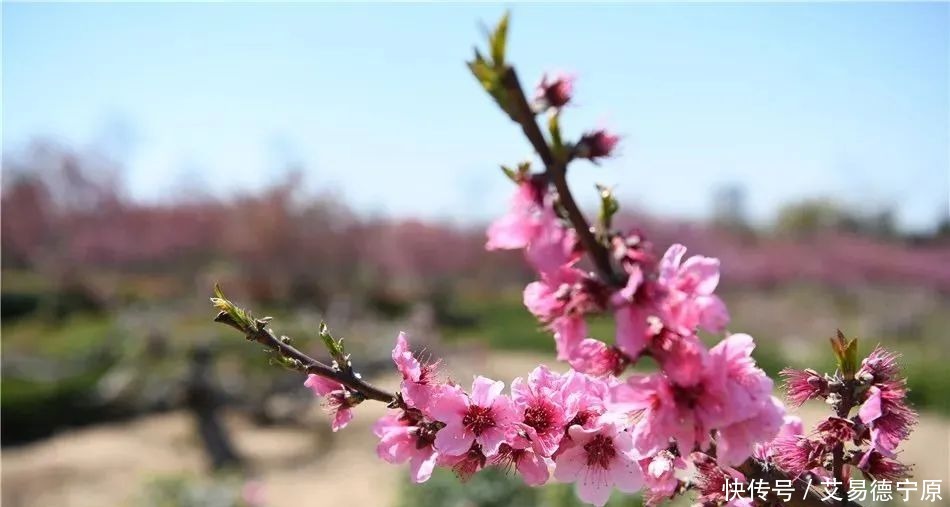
610 228 655 273
560 370 611 430
391 332 438 409
639 450 685 504
769 436 826 477
613 304 650 359
553 420 643 507
780 368 828 406
566 339 628 377
854 449 911 481
857 345 901 384
715 396 786 466
816 416 857 447
373 412 439 483
430 376 518 457
650 329 708 387
511 366 569 456
551 315 588 361
708 333 774 422
656 244 729 335
576 129 620 161
691 452 747 505
438 442 488 481
486 180 545 251
535 72 575 110
492 434 552 486
858 384 917 457
304 374 354 432
753 415 804 460
523 266 583 322
525 208 579 276
610 373 722 456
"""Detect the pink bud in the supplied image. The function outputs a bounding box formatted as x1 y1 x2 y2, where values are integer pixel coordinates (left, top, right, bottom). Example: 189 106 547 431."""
576 129 619 161
535 73 575 110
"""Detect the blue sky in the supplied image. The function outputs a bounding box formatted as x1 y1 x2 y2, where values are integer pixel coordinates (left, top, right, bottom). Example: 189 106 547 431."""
4 3 948 230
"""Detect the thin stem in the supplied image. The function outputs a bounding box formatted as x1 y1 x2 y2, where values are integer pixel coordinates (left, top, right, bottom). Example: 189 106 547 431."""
832 380 857 507
498 66 621 286
214 312 396 404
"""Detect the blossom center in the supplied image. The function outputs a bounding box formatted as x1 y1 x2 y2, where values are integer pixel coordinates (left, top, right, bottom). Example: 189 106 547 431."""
523 401 555 433
583 434 617 470
671 384 703 409
462 405 496 435
568 409 596 429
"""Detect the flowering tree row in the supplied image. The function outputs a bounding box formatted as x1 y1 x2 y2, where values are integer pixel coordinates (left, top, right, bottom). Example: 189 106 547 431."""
210 14 917 507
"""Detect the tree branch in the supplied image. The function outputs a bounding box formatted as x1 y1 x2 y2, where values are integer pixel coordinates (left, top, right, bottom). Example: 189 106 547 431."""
213 311 396 404
498 66 621 286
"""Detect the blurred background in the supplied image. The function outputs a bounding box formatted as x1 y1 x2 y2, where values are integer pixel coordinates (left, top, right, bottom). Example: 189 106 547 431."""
2 3 948 507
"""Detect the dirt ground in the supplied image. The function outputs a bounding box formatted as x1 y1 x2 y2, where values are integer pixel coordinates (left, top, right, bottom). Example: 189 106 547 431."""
3 352 948 507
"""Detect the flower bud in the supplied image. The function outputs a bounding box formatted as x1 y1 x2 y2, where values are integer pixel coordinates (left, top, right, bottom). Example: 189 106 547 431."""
575 129 619 161
534 72 574 110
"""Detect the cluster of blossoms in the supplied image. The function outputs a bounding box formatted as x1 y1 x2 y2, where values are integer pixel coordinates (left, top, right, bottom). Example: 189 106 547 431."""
215 15 918 507
774 346 918 486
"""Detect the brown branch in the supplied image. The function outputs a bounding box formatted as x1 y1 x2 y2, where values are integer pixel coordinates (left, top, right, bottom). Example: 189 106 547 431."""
214 311 396 404
831 379 858 507
498 66 622 286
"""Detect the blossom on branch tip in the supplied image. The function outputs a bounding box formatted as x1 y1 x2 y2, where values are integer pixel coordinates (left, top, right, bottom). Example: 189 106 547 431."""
534 72 575 110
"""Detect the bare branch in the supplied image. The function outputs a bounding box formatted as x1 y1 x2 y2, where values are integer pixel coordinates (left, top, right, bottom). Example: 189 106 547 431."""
498 66 622 286
213 311 395 404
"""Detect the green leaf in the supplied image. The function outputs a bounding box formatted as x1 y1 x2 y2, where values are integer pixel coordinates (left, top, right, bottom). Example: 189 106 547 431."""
209 284 255 333
319 320 346 362
596 184 620 233
830 329 859 379
500 164 518 182
490 12 510 67
548 112 563 154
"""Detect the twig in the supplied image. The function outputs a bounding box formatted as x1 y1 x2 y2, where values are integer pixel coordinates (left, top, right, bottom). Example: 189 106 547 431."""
213 311 396 404
498 67 621 286
831 379 857 507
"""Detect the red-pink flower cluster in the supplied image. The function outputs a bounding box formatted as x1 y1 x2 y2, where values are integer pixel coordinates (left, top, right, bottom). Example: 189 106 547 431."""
371 333 643 505
767 345 917 484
